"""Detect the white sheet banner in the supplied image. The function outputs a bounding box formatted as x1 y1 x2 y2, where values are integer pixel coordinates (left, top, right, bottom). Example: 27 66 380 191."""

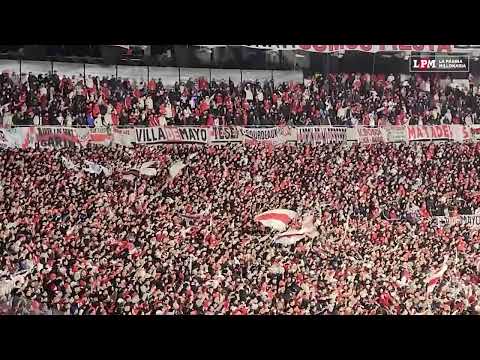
406 125 470 142
384 126 408 143
209 126 242 143
470 125 480 141
133 127 209 145
434 215 480 229
0 128 29 149
112 127 133 147
32 127 90 148
356 127 387 144
296 127 347 144
239 127 294 144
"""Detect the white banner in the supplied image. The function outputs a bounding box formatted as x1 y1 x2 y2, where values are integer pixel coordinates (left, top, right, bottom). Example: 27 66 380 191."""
470 125 480 141
112 127 134 147
133 127 209 145
239 127 294 144
296 127 347 144
356 127 387 144
0 128 29 149
32 127 90 148
384 126 408 143
406 125 454 141
434 215 480 229
209 126 242 143
4 125 480 150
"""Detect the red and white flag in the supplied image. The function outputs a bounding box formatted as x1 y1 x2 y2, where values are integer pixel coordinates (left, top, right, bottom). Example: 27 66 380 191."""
255 209 298 231
273 229 307 246
426 255 450 294
273 214 319 245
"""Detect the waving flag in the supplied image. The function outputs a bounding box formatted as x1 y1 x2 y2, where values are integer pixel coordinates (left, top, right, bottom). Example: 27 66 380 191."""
102 166 112 177
83 160 111 176
61 156 78 170
83 160 103 175
139 160 157 169
274 229 307 245
255 209 298 231
273 214 319 245
169 160 187 179
426 255 450 294
139 167 157 177
136 161 158 177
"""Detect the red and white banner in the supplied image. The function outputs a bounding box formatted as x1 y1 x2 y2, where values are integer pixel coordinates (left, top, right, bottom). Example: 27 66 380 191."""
199 45 475 54
255 209 298 232
406 125 454 141
274 215 319 245
4 124 480 149
470 125 480 141
86 127 112 146
356 127 387 144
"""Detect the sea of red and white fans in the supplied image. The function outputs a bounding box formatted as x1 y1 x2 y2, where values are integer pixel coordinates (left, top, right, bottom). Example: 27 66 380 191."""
1 138 480 315
1 69 480 315
1 69 480 129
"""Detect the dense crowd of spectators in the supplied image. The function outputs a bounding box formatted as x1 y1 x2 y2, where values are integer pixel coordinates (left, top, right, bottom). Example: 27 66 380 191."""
1 70 480 128
1 141 480 315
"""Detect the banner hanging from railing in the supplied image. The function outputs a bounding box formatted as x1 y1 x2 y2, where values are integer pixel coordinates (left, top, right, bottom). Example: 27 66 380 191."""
198 45 476 54
1 128 28 149
296 127 347 145
29 127 113 148
406 125 454 142
3 124 480 149
356 127 387 144
239 127 295 144
209 126 242 143
385 126 408 143
133 127 209 145
470 125 480 141
434 215 480 229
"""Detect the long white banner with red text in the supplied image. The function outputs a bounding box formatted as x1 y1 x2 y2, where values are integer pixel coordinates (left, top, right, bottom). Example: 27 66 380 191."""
2 124 480 149
198 45 479 54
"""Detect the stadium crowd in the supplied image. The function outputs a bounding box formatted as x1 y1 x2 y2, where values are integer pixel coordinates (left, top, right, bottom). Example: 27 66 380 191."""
1 141 480 315
1 70 480 128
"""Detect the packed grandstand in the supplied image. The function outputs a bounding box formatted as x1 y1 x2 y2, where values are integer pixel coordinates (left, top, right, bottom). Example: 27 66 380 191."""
1 45 480 315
